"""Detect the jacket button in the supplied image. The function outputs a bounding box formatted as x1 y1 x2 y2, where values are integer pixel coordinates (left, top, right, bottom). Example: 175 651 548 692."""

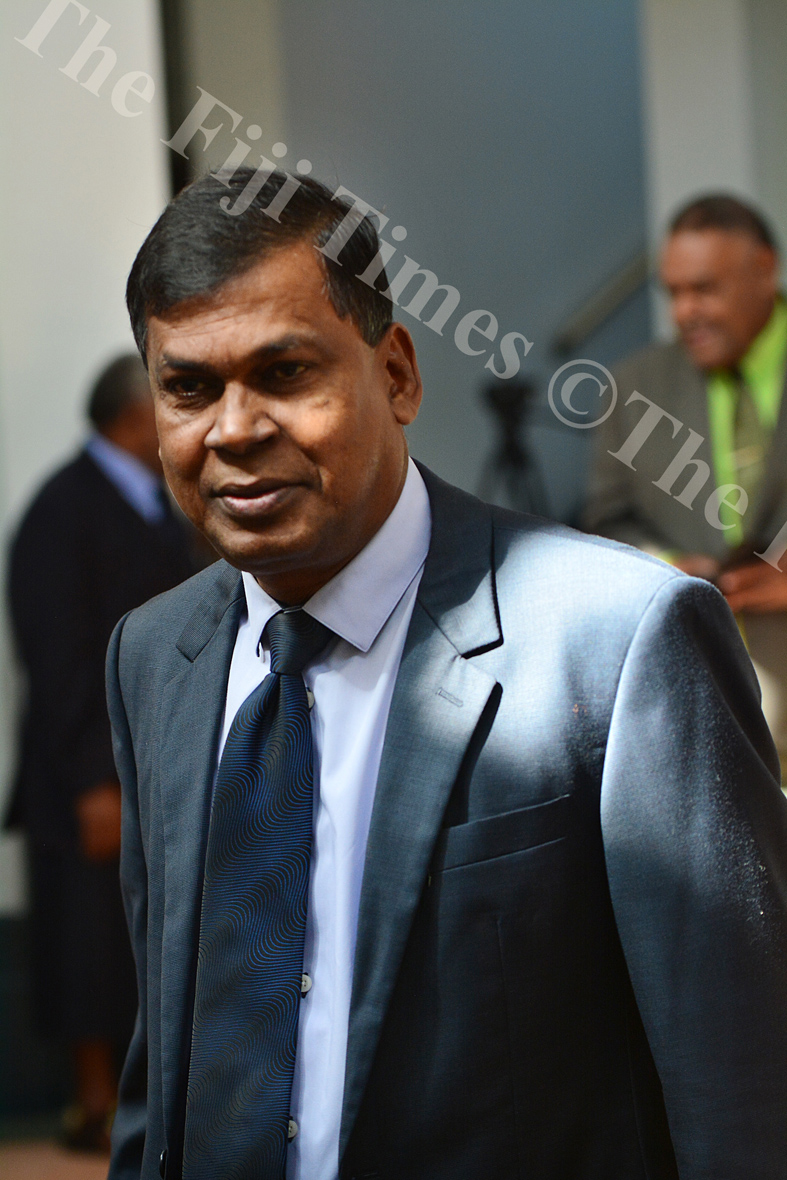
159 1148 167 1177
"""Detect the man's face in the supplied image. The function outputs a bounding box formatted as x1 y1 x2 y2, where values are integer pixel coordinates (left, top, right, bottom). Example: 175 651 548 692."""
660 228 778 370
146 240 422 603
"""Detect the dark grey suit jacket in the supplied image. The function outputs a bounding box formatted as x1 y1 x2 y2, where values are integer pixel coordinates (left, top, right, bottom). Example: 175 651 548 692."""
584 339 787 559
584 341 787 759
107 467 787 1180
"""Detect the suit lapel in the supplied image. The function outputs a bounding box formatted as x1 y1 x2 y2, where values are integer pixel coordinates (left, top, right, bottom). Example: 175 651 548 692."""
674 352 725 553
340 469 502 1158
748 363 787 542
157 562 244 1132
675 349 712 447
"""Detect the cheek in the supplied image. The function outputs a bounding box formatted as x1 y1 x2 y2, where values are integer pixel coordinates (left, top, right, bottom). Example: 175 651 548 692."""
157 419 207 508
286 397 361 471
314 410 386 503
156 413 202 474
709 287 739 317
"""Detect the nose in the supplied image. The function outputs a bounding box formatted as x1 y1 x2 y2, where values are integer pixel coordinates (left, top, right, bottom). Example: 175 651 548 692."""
204 384 279 453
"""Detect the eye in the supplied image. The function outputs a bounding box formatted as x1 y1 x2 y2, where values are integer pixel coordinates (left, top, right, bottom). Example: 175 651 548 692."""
269 362 307 381
163 376 214 399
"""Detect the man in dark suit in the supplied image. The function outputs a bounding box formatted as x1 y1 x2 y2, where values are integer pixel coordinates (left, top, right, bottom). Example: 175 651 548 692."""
6 354 196 1149
584 195 787 772
108 171 787 1180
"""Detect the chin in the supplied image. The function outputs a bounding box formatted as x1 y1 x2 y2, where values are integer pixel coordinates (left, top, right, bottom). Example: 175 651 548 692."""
680 329 733 371
684 343 728 371
204 525 307 577
691 354 720 372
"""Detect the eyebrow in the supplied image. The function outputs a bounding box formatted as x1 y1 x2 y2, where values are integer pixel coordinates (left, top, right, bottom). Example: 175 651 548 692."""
155 334 319 379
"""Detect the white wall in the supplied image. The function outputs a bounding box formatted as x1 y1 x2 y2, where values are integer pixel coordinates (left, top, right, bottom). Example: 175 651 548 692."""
748 0 787 249
0 0 170 913
641 0 757 238
641 0 787 331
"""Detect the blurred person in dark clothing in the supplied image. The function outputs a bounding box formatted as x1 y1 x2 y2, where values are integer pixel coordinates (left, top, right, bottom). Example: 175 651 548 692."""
5 353 198 1150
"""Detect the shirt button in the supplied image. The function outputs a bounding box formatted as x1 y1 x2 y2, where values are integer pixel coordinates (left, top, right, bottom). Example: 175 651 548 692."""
306 689 315 709
288 1119 299 1140
301 972 312 995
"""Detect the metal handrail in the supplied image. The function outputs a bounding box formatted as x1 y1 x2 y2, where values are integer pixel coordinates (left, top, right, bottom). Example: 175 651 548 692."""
552 250 649 354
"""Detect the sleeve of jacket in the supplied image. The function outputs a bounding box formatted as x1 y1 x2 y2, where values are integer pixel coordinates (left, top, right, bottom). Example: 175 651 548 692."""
601 574 787 1179
107 612 148 1180
9 482 118 799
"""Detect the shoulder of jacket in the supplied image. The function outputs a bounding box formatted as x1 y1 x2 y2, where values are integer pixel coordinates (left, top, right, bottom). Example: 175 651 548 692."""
119 560 241 652
492 511 686 617
10 454 98 555
493 509 676 570
487 514 733 698
612 339 697 387
18 451 91 511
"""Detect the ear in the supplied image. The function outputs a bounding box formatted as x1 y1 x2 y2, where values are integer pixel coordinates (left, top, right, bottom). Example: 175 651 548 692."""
376 322 423 426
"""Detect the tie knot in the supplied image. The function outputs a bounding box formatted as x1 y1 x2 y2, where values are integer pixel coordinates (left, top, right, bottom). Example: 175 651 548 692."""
264 609 334 675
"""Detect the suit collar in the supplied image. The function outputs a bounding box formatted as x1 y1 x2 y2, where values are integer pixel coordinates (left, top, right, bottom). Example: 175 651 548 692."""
176 561 243 661
672 343 713 439
415 462 502 657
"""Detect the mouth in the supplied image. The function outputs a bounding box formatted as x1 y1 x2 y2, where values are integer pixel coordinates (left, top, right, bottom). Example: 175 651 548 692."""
212 479 300 519
681 323 719 349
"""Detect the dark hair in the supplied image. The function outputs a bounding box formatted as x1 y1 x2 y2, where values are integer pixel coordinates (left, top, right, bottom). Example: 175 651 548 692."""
126 170 393 360
669 193 778 253
87 353 149 429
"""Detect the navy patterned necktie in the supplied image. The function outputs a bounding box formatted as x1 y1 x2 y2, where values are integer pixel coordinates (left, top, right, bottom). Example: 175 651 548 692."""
183 608 334 1180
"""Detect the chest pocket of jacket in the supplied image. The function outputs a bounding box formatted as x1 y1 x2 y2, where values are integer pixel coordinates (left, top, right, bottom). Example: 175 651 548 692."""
431 793 571 873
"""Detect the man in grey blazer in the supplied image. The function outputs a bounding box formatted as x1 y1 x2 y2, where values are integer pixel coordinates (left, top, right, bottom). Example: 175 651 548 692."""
585 194 787 769
108 171 787 1180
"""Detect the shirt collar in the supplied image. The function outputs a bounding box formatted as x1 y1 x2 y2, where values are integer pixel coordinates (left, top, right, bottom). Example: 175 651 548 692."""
739 294 787 414
86 432 166 524
241 457 431 653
